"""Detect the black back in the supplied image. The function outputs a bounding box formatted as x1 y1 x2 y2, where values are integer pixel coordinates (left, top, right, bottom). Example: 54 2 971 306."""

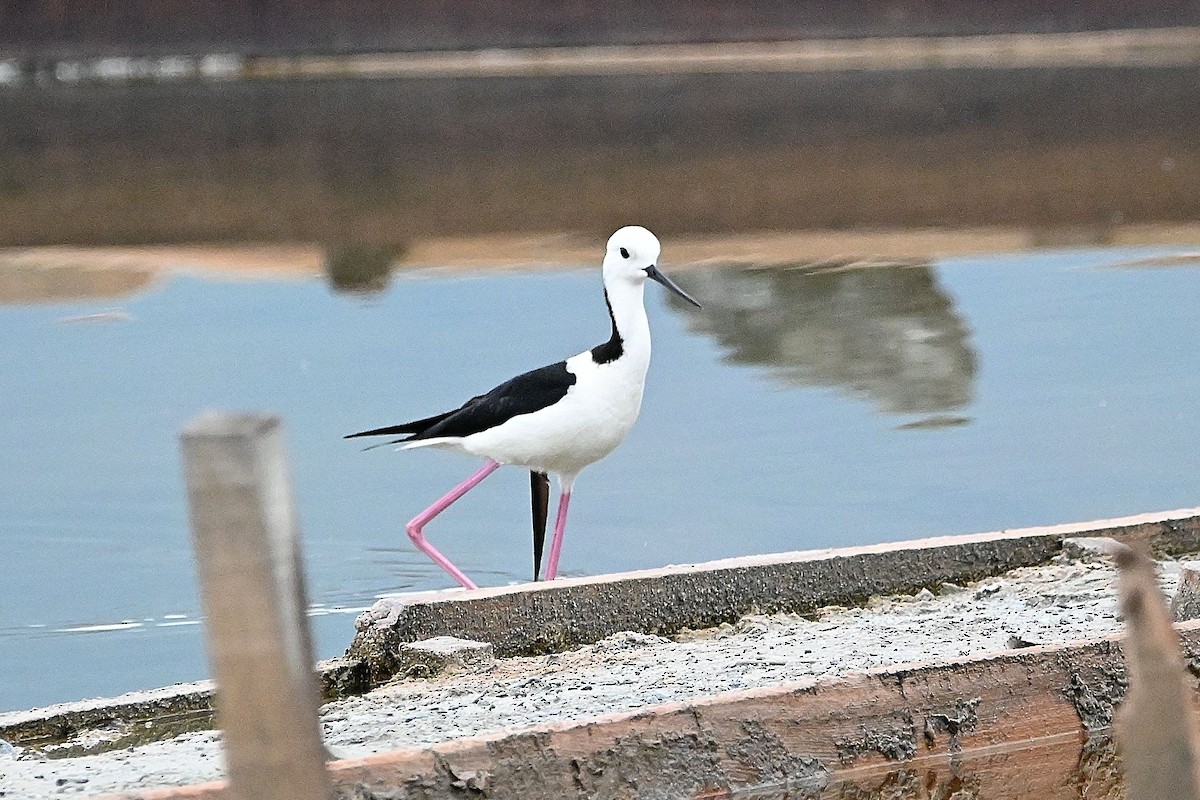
345 361 577 445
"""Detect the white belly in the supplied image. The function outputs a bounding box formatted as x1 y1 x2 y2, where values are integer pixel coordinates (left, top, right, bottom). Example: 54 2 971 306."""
459 351 648 478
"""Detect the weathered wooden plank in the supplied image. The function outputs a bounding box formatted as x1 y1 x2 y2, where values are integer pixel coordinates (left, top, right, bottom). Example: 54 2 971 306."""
180 412 329 800
1115 546 1200 800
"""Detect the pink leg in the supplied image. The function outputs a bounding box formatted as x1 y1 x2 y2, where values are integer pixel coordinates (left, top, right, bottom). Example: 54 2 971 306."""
543 489 572 581
406 460 501 590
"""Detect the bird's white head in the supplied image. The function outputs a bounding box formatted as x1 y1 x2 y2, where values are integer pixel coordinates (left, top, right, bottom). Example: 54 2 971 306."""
602 226 701 308
603 226 660 280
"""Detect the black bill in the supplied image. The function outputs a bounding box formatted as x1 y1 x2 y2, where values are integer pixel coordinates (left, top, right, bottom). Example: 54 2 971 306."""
645 264 701 308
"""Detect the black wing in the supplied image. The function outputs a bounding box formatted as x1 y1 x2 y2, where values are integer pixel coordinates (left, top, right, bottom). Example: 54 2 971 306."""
345 361 577 445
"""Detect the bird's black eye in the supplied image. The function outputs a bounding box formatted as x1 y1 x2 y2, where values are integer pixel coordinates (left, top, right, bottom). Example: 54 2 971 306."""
620 247 630 259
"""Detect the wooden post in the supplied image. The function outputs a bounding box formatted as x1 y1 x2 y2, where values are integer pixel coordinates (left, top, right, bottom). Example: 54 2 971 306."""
1115 544 1200 800
181 412 330 800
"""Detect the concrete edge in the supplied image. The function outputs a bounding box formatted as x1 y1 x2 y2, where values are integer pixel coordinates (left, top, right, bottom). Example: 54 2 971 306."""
108 620 1200 799
348 507 1200 683
0 656 369 754
371 506 1200 604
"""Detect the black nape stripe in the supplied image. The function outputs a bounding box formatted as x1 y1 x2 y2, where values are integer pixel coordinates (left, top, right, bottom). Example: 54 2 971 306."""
590 291 624 364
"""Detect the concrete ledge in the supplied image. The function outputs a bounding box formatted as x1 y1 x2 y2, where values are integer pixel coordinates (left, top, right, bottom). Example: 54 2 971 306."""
113 619 1200 799
349 508 1200 684
0 682 216 759
392 637 494 680
0 657 369 756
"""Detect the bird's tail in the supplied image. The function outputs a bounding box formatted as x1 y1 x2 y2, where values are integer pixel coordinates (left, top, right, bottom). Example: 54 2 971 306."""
344 409 456 440
357 438 404 452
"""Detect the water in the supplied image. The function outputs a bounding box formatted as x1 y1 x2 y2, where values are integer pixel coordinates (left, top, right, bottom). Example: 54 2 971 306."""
1 245 1198 711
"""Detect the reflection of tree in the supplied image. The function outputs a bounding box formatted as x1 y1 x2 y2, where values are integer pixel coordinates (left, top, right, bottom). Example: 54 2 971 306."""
669 265 976 416
324 244 403 296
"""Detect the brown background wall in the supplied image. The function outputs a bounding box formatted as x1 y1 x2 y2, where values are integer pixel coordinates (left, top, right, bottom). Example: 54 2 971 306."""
2 66 1196 246
2 1 1199 58
3 4 1198 247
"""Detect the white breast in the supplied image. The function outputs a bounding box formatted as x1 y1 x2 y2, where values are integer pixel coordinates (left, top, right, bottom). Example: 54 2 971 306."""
459 349 649 478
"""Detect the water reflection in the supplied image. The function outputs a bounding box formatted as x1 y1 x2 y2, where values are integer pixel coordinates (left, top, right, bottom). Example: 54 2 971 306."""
0 259 151 304
324 243 402 296
673 264 975 418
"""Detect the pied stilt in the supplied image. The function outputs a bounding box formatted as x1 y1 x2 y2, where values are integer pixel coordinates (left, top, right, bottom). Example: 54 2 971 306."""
346 226 701 589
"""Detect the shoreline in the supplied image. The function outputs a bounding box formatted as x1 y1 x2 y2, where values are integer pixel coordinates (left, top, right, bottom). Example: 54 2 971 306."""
4 27 1200 86
1 223 1199 305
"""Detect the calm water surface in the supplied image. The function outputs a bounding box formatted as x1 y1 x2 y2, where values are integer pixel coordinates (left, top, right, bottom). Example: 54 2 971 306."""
2 246 1199 711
